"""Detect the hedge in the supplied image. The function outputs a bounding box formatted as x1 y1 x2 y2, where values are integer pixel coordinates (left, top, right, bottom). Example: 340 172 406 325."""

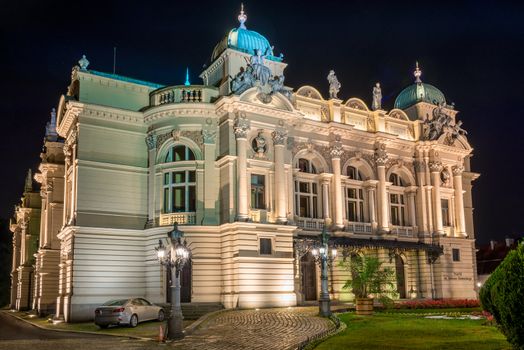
480 243 524 350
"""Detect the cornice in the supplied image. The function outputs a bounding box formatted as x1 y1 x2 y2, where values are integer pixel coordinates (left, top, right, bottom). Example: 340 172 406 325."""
144 103 218 123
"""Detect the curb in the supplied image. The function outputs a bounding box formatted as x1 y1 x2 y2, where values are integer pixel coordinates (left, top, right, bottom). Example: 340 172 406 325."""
2 311 151 341
184 308 229 335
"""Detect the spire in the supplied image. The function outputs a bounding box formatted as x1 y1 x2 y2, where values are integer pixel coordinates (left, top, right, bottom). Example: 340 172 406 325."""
184 67 191 86
45 108 58 142
414 61 422 83
24 169 33 192
238 3 247 29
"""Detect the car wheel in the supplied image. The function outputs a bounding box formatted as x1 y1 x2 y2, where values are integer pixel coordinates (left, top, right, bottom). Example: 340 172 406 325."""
157 310 165 322
98 324 109 329
129 314 138 328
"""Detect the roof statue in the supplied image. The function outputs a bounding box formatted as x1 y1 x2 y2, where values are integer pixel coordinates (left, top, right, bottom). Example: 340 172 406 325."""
372 82 382 111
184 67 190 86
78 55 89 70
45 108 58 142
422 101 467 144
24 169 33 192
414 61 422 83
327 70 341 99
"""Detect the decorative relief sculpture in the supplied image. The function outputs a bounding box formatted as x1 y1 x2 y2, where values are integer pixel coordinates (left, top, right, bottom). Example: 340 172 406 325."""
329 135 344 158
440 167 451 186
171 128 181 141
327 70 341 99
428 160 443 173
372 82 382 111
423 102 468 144
252 130 267 157
234 114 251 139
202 129 217 144
373 142 388 166
452 164 464 176
145 134 156 150
271 128 287 146
230 49 291 104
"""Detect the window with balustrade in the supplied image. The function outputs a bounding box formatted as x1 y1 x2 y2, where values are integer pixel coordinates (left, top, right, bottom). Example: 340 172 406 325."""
295 181 319 218
389 172 407 226
161 145 197 216
345 166 367 223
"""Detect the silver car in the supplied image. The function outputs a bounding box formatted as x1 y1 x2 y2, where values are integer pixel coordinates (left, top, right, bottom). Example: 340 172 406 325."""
94 298 165 328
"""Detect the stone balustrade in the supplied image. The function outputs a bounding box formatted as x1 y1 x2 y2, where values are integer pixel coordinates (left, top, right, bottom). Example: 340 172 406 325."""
150 85 219 106
159 212 196 226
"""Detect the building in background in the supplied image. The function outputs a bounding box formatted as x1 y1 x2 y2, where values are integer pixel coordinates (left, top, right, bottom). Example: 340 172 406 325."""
10 7 480 321
477 237 521 286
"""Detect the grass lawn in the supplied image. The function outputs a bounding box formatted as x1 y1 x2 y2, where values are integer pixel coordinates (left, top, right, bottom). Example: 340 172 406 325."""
314 310 511 350
9 311 193 339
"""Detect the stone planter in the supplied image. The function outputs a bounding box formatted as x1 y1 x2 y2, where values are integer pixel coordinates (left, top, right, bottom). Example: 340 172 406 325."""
355 298 374 315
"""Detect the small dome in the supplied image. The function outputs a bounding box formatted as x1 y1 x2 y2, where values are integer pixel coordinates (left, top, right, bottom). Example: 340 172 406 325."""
394 82 446 110
211 6 282 63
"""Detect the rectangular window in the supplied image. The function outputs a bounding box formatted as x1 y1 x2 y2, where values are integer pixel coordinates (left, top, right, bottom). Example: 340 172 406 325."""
346 187 365 222
163 170 197 213
452 248 460 262
441 199 450 226
250 174 265 209
390 193 405 226
295 180 319 218
260 238 272 255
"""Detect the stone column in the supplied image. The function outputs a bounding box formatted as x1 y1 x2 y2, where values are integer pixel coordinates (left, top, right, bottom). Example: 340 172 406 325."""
406 186 418 228
272 128 287 223
145 134 157 227
452 165 467 236
234 114 250 221
364 180 378 230
429 161 444 235
374 143 389 233
330 139 344 228
414 158 428 235
320 176 332 223
202 128 219 225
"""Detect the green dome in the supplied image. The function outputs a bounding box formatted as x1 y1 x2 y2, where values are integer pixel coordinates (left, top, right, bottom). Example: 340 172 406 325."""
394 82 446 110
211 27 282 62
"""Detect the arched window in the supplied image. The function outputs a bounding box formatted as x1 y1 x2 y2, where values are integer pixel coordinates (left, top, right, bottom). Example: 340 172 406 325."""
389 173 405 187
165 145 195 163
298 158 317 174
347 166 364 181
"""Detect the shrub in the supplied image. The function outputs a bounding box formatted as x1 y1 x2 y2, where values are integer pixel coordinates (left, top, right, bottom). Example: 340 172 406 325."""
394 299 479 309
480 243 524 350
340 255 396 299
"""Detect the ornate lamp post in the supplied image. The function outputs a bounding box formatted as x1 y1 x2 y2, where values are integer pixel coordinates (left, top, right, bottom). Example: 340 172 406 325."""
155 223 191 340
311 225 337 317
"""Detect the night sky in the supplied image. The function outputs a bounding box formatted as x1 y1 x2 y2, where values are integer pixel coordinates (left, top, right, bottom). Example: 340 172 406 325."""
1 0 522 244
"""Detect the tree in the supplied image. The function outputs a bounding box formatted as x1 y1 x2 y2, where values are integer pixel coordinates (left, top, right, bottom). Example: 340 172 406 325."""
480 243 524 350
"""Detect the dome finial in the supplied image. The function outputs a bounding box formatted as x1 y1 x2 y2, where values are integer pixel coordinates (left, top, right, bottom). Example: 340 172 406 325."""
414 61 422 83
238 3 247 29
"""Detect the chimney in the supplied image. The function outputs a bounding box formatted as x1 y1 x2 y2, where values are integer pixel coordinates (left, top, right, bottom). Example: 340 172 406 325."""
490 240 496 250
505 238 514 248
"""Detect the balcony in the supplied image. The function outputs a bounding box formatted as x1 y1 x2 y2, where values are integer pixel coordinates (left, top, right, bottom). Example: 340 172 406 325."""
391 225 415 238
346 221 372 234
296 218 325 231
150 85 219 106
159 212 196 226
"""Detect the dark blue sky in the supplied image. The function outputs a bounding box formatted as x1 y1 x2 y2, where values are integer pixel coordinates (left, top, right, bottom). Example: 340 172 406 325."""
1 0 523 243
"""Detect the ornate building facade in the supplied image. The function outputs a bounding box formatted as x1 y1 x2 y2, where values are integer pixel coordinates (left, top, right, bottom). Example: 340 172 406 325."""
10 8 479 321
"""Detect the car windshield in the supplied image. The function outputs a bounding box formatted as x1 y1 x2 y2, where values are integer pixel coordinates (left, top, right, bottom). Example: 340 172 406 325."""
102 299 129 306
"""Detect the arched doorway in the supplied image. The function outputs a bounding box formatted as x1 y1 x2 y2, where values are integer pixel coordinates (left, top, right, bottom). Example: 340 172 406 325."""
301 252 317 301
395 255 407 299
166 262 192 303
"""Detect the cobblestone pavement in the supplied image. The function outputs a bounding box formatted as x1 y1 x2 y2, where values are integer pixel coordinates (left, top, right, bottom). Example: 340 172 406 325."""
172 307 334 350
0 307 334 350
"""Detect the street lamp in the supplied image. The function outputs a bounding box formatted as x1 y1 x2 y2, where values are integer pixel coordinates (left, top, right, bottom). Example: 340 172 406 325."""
155 222 191 340
311 225 337 317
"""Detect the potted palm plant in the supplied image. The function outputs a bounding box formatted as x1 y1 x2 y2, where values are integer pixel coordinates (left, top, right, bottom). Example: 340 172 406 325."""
341 254 396 315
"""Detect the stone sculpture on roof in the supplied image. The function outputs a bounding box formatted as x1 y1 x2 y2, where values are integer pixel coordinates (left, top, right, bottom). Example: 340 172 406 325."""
423 101 468 144
327 70 341 99
372 82 382 110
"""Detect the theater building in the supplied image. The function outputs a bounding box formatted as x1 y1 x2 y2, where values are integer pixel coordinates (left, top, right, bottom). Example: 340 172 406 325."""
10 8 479 321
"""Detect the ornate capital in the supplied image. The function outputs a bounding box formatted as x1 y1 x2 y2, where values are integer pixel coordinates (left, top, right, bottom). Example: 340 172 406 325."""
414 160 426 172
373 142 388 166
202 129 217 144
145 134 156 150
234 114 250 139
271 128 287 146
452 164 464 176
329 142 344 158
429 161 443 173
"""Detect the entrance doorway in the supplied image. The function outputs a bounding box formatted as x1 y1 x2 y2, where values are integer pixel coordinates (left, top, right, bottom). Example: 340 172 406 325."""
166 262 192 303
301 252 317 301
395 255 407 299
